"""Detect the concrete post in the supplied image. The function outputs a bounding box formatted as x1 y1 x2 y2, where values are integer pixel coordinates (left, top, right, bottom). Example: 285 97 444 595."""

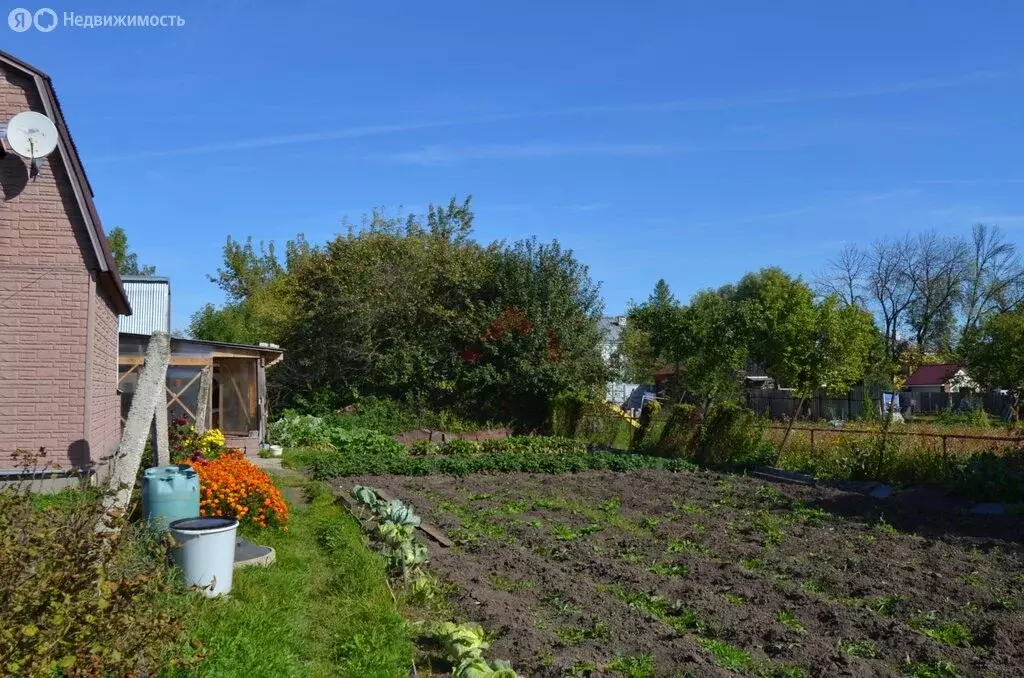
153 392 170 466
100 332 170 527
194 366 212 434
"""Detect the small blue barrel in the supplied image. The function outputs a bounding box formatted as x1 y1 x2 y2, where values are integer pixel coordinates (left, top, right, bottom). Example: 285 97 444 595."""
142 465 200 530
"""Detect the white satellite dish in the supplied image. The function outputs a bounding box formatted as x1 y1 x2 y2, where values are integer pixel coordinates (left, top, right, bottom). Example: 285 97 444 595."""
5 111 59 160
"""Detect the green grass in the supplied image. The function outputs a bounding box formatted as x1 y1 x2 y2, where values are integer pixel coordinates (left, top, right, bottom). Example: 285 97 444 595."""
696 638 755 671
168 482 412 677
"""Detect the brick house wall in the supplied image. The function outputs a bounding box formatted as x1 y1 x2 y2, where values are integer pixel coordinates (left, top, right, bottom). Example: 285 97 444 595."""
0 62 122 471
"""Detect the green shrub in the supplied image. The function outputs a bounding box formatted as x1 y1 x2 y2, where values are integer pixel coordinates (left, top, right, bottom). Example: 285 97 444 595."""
647 403 774 468
268 411 334 449
0 484 189 676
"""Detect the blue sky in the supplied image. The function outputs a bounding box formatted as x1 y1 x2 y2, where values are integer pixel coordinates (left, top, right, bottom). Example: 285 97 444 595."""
7 1 1024 332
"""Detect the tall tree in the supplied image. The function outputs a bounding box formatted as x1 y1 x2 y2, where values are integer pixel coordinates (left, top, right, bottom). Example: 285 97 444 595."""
865 237 919 359
960 224 1024 343
962 306 1024 422
905 230 966 353
735 268 875 454
107 226 156 276
816 242 867 307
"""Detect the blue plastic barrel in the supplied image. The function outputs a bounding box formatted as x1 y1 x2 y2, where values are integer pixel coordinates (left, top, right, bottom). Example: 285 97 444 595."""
142 465 200 530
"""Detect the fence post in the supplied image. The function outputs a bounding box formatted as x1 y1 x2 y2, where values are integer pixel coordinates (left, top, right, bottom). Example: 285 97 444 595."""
942 435 947 457
810 428 815 455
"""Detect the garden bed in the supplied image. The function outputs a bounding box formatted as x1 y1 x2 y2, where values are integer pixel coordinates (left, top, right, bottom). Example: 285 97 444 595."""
336 469 1024 677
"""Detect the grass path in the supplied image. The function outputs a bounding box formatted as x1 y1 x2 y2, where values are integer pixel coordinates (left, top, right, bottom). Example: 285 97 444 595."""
169 480 413 678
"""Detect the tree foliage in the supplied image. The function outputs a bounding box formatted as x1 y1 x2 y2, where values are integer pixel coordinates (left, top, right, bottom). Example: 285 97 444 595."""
963 306 1024 417
107 226 156 276
735 268 875 400
189 198 605 429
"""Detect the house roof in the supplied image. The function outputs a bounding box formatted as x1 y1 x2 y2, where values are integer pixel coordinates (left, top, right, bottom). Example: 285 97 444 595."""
0 50 131 315
907 363 965 387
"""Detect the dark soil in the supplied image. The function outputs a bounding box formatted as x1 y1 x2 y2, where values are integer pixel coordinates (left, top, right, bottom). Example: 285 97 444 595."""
336 469 1024 677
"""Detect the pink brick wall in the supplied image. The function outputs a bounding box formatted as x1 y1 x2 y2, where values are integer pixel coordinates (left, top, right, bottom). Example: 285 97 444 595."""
0 64 121 471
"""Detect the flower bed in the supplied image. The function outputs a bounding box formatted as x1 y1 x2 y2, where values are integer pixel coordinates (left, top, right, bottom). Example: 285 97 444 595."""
187 451 289 529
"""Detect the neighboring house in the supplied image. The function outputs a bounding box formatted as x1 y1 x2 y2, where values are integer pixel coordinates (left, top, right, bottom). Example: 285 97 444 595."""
0 50 132 483
598 315 651 411
115 276 284 456
906 364 978 394
119 276 171 335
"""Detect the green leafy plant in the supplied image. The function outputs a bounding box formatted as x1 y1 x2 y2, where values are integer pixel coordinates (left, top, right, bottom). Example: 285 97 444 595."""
606 653 655 678
666 538 708 555
0 482 194 676
838 639 878 658
777 609 805 633
902 659 959 678
868 594 906 617
647 562 689 577
908 614 973 647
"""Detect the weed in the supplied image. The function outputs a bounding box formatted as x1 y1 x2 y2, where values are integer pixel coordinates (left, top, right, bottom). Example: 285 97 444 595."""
777 609 805 633
602 497 621 512
724 593 745 605
543 593 582 617
800 577 835 596
691 522 708 534
555 620 609 643
469 492 493 501
912 617 973 647
528 519 542 529
902 659 959 677
537 650 556 668
647 562 690 577
553 523 602 541
697 638 755 672
961 570 981 587
757 485 785 504
603 585 707 635
755 511 786 547
791 502 829 525
500 499 529 514
741 558 764 570
640 517 660 531
568 660 598 676
666 538 709 555
838 639 878 659
532 498 557 510
672 502 707 515
994 594 1016 611
876 516 899 535
869 594 906 617
489 575 533 592
618 545 644 564
606 653 655 678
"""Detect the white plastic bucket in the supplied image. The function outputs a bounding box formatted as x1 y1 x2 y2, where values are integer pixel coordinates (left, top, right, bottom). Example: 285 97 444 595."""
169 517 239 598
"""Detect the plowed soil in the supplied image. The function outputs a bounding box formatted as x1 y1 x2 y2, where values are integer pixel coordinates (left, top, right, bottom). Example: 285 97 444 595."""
337 470 1024 677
